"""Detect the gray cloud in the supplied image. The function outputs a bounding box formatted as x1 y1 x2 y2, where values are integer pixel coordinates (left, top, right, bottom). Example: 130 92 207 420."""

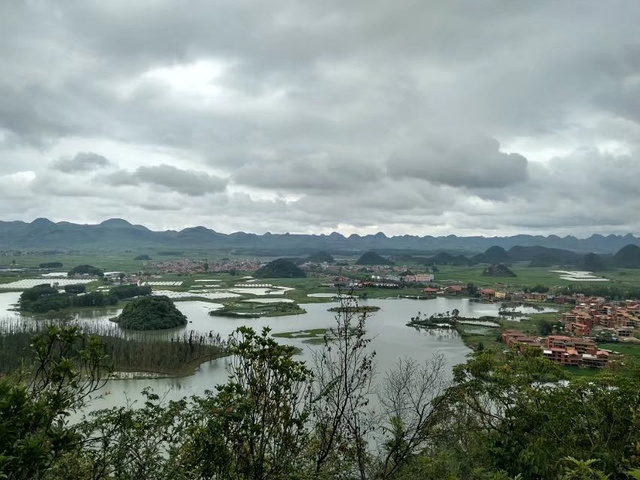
104 164 227 196
0 1 640 235
51 152 112 173
389 137 528 189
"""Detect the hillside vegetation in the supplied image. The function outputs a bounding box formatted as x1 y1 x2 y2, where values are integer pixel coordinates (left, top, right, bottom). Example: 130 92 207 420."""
306 251 335 263
356 251 393 265
254 258 306 278
614 244 640 268
473 245 511 264
482 263 517 277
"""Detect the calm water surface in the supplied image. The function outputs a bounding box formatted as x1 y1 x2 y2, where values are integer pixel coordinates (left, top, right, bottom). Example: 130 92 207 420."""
0 292 552 414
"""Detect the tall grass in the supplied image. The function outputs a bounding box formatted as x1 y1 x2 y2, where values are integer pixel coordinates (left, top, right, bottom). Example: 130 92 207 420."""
0 317 226 376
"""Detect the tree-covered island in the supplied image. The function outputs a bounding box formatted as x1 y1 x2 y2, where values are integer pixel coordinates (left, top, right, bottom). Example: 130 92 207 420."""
112 295 188 330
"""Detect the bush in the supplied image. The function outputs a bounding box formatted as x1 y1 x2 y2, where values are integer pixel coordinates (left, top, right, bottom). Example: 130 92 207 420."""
64 284 87 294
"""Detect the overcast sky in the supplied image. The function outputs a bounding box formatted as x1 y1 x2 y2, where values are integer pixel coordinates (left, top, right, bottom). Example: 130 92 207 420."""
1 1 640 236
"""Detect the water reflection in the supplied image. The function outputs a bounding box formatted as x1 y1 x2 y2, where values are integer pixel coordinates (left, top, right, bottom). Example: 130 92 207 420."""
0 292 551 414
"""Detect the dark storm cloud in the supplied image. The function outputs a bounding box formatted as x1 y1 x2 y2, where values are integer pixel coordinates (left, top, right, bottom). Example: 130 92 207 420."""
51 152 112 173
389 137 528 189
1 1 640 234
104 165 227 196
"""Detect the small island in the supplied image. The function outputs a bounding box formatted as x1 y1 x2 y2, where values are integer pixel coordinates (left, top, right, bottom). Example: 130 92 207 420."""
209 301 306 319
327 305 380 313
113 296 188 330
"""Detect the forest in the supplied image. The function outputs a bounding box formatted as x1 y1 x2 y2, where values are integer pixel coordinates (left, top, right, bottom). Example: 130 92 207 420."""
2 302 640 479
18 284 152 313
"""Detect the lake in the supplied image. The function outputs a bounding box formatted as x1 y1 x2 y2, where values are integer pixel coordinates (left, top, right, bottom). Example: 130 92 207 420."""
0 292 549 414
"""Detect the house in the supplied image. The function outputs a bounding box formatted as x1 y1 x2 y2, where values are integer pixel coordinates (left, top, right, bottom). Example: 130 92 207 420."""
581 351 609 368
545 335 574 349
444 285 466 295
414 274 435 283
480 288 495 300
501 330 540 349
506 330 608 368
423 287 439 297
616 327 634 338
572 338 597 355
567 322 590 337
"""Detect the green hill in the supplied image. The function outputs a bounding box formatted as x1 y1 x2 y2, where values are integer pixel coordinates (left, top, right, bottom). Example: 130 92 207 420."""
613 244 640 268
581 252 607 272
113 296 188 330
355 251 393 266
426 252 471 266
473 246 511 264
254 259 306 278
509 245 580 264
306 251 335 263
482 264 517 277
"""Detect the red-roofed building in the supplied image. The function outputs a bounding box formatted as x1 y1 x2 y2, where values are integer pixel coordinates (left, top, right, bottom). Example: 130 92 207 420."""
480 288 495 300
423 287 439 296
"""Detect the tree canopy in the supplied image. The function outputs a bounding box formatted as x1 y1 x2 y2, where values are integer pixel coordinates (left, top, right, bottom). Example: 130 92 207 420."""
113 295 188 330
68 264 104 277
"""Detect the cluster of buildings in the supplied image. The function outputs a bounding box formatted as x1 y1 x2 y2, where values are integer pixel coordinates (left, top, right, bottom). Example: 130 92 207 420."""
502 330 611 368
501 297 640 368
562 298 640 339
330 273 436 289
423 284 468 296
329 273 436 289
150 259 262 275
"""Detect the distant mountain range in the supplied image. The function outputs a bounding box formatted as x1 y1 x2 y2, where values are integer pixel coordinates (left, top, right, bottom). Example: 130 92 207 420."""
0 218 638 255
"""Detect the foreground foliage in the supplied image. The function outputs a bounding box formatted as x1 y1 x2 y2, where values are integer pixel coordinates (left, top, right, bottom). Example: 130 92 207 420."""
3 300 640 479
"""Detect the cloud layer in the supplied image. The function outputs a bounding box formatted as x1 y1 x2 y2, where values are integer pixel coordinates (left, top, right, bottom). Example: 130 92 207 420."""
1 1 640 235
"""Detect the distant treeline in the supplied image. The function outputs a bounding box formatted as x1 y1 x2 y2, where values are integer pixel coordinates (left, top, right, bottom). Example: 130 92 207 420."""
0 320 225 376
39 262 63 269
19 284 152 314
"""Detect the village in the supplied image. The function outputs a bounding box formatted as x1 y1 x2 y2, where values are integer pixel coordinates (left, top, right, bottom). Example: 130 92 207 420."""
500 297 640 368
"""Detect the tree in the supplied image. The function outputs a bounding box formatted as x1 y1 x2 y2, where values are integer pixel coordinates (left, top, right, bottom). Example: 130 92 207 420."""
310 296 446 479
310 298 376 478
182 327 312 479
375 355 446 479
431 349 640 479
0 326 108 479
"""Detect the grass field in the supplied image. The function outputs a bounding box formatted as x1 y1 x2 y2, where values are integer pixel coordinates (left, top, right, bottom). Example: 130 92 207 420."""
434 263 640 290
596 342 640 359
